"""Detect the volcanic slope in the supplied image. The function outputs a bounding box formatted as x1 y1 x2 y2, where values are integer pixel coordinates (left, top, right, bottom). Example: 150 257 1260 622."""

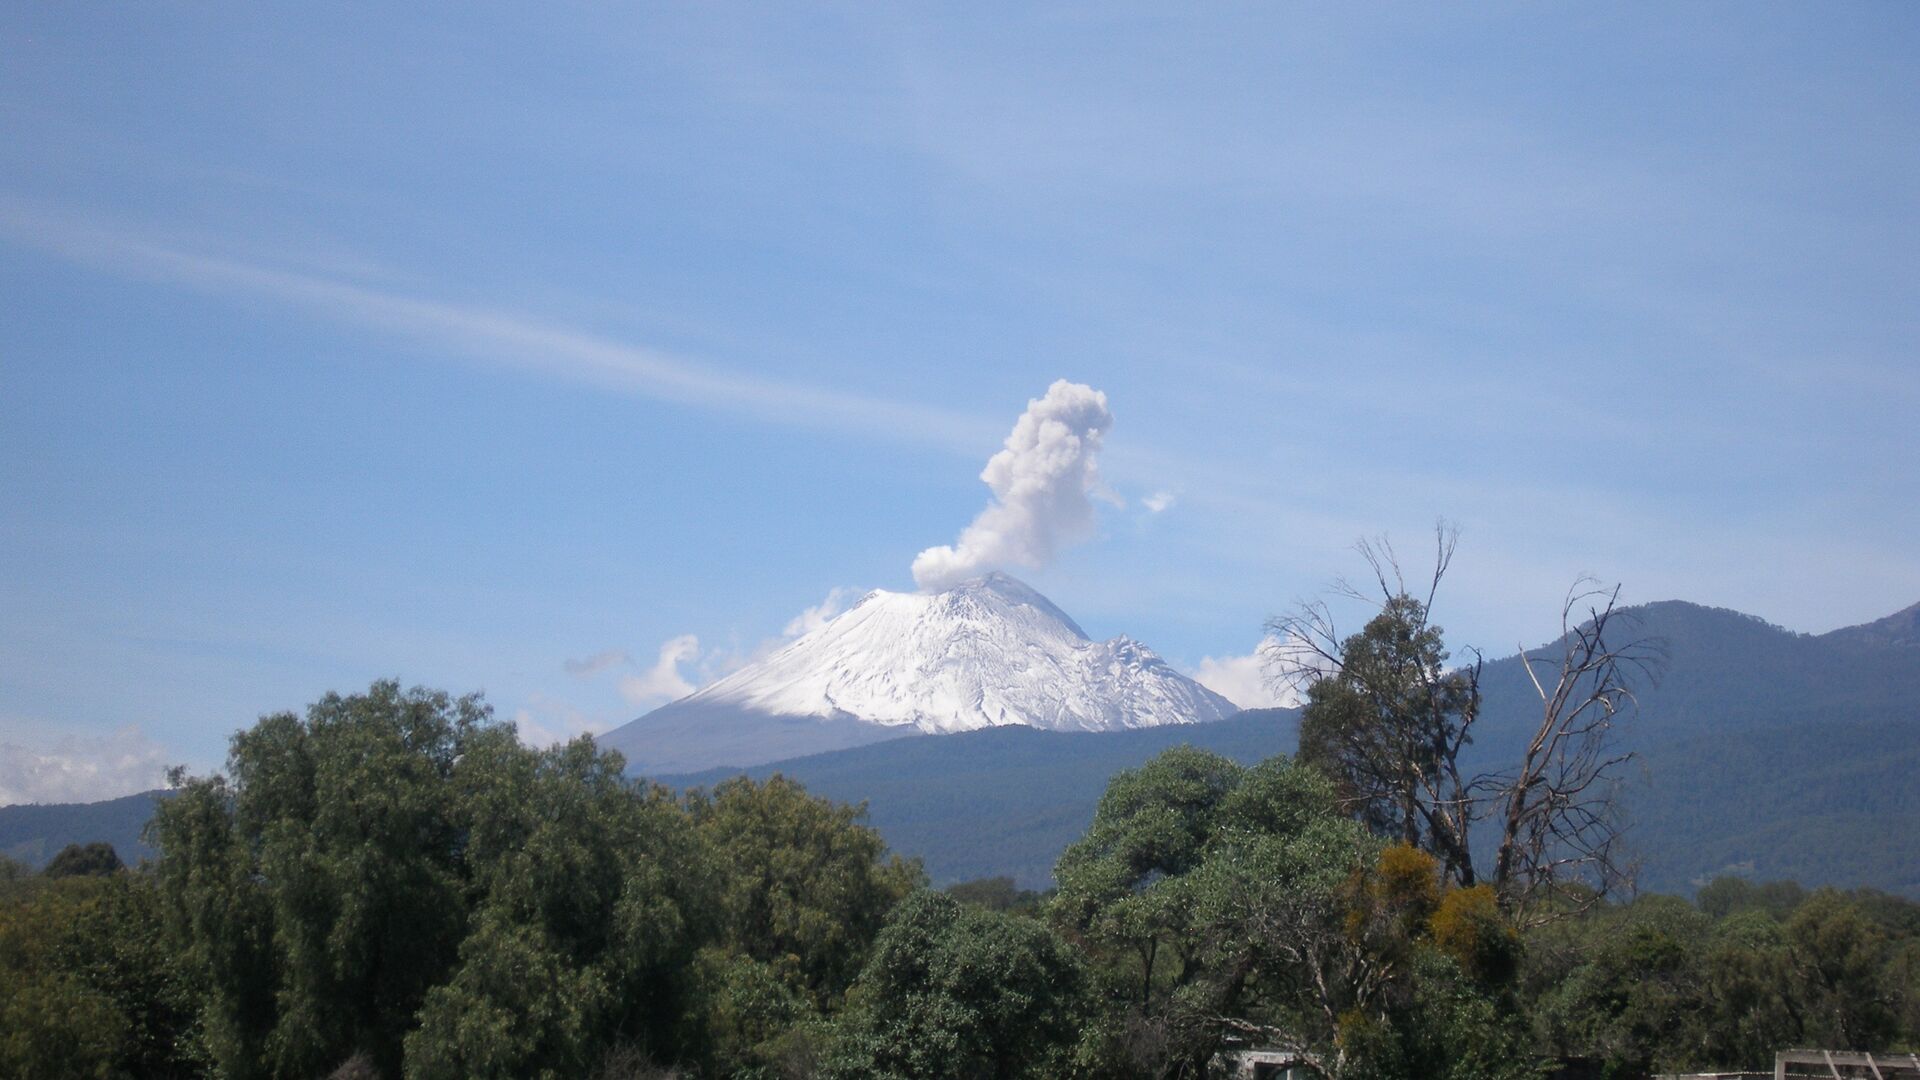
598 573 1238 775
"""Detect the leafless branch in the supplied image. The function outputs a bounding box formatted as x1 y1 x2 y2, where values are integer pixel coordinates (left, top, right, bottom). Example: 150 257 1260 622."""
1264 528 1659 917
1489 579 1664 920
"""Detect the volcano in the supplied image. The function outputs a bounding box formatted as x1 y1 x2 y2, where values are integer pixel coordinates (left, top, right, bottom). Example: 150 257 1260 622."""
597 573 1238 775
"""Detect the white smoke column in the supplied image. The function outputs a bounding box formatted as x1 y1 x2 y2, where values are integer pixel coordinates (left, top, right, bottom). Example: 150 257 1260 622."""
912 380 1114 591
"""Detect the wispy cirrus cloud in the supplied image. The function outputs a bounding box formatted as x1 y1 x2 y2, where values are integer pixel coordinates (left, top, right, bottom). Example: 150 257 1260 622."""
559 637 702 711
0 198 993 453
562 649 630 677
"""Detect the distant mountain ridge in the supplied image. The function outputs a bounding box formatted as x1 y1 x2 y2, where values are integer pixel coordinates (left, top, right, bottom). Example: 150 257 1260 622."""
652 597 1920 896
5 597 1915 896
1467 598 1920 762
659 711 1299 887
1457 598 1920 894
0 790 166 869
598 573 1237 774
1821 599 1920 649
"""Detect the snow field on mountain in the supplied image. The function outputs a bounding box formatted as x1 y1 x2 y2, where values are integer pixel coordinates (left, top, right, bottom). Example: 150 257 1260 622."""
680 573 1238 734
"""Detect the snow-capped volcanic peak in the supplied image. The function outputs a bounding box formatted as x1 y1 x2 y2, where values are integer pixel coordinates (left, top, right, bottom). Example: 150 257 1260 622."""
683 572 1238 734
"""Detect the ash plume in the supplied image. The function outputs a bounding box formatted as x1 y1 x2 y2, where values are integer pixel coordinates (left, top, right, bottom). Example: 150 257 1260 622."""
912 380 1114 591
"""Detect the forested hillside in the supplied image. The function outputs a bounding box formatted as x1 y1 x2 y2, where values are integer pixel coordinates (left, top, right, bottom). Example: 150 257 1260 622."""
660 599 1920 895
0 790 165 869
1468 599 1920 893
662 709 1298 887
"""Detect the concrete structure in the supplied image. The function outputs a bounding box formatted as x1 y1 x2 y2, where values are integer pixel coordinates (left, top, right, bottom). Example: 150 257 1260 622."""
1212 1046 1324 1080
1773 1050 1920 1080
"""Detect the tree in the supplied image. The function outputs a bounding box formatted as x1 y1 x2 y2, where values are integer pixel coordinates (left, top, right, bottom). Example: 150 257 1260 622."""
1891 936 1920 1051
682 774 922 1077
1523 895 1711 1073
142 680 946 1078
1695 875 1807 922
824 890 1090 1079
1288 588 1481 887
944 875 1044 914
694 945 822 1080
150 681 720 1079
404 737 715 1079
1696 911 1804 1070
150 681 489 1078
1270 526 1657 915
0 875 132 1080
688 775 922 1006
1429 885 1520 987
44 842 124 879
1490 579 1653 914
1052 747 1249 1014
0 872 205 1079
1053 749 1376 1075
1054 747 1548 1078
404 910 613 1080
1336 950 1537 1080
1783 890 1898 1049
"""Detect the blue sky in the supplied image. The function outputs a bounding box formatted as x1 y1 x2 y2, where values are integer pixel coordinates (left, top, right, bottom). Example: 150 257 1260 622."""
3 3 1916 801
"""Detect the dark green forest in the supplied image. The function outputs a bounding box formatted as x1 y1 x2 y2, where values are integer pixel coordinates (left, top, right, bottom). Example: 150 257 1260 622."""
3 677 1918 1079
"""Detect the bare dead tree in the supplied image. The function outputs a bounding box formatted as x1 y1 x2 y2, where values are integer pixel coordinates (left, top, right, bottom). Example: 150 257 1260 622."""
1263 528 1462 699
1266 529 1659 915
1266 526 1484 888
1483 579 1662 918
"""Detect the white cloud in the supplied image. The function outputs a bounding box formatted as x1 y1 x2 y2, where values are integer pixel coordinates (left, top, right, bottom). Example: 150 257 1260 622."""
617 634 701 706
512 694 613 749
564 587 857 721
782 587 854 638
1190 636 1298 710
0 725 172 807
912 380 1116 590
1143 490 1176 514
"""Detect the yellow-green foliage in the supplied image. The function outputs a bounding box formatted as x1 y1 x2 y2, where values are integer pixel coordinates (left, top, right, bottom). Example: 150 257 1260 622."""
1375 843 1442 918
1346 842 1441 944
1430 884 1519 984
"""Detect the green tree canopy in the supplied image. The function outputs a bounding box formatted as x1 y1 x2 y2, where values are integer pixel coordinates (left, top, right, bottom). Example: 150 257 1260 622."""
1297 594 1478 872
825 890 1089 1080
150 682 491 1078
149 681 720 1080
44 842 125 879
1053 748 1376 1073
688 774 922 1006
403 737 714 1080
0 872 205 1079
